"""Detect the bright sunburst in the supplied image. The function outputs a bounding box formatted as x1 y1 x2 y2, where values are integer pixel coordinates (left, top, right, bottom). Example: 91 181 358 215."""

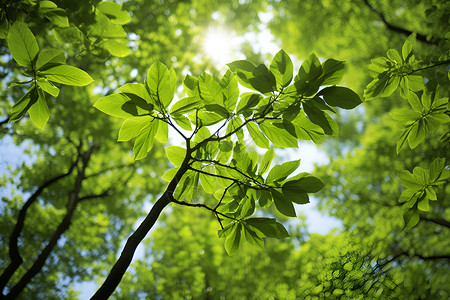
202 27 240 67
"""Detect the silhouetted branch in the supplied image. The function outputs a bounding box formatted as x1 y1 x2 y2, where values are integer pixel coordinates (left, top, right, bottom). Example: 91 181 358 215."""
363 0 439 45
421 216 450 229
4 144 96 298
90 144 193 300
0 151 80 294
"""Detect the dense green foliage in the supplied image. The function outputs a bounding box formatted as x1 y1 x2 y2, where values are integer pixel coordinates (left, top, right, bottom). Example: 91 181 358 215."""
0 0 448 299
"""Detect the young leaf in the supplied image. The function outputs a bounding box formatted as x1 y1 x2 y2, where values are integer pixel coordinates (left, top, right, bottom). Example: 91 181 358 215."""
402 40 412 61
103 39 130 57
259 121 298 148
200 166 216 194
35 49 65 70
219 70 239 112
272 190 296 217
28 88 49 129
282 173 324 193
225 223 242 255
36 79 59 97
10 86 38 122
199 72 222 104
258 148 275 175
170 97 202 115
40 65 93 86
320 59 345 85
118 117 150 141
269 49 293 89
133 120 158 160
146 61 176 109
243 225 264 248
245 218 289 239
94 93 149 118
266 159 300 183
165 146 187 167
118 83 152 103
303 100 335 135
7 21 39 68
247 121 270 149
319 86 362 109
403 208 420 229
227 60 276 94
97 1 131 25
155 120 168 143
236 93 262 115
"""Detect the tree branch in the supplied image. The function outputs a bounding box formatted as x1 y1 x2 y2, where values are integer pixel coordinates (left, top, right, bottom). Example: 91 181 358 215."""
4 144 96 299
0 153 80 294
172 199 238 221
362 0 439 45
420 216 450 229
90 144 193 299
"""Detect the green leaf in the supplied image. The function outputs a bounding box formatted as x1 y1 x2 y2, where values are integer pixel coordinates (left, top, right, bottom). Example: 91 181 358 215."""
219 70 239 112
155 120 168 143
272 189 296 217
387 49 402 64
118 83 153 103
146 61 176 109
269 49 293 89
403 208 420 229
94 93 151 118
247 121 270 149
97 1 131 24
259 121 298 148
103 39 130 57
35 49 65 70
292 112 325 143
200 166 216 194
183 74 200 97
227 60 276 94
118 117 150 141
294 53 323 96
165 146 187 167
282 173 324 193
243 224 264 248
398 170 423 191
258 148 275 175
36 79 59 97
236 93 262 116
28 88 49 129
266 159 300 183
402 40 412 61
225 223 242 255
199 72 222 104
162 167 178 182
407 121 425 149
407 91 422 112
10 86 38 122
303 99 335 135
39 1 69 28
7 21 39 68
320 59 345 85
133 120 158 160
245 218 289 239
173 115 192 131
319 86 362 109
40 65 93 86
170 97 202 115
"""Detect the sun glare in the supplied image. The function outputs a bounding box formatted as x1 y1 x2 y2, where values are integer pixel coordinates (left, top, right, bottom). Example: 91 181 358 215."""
202 27 240 67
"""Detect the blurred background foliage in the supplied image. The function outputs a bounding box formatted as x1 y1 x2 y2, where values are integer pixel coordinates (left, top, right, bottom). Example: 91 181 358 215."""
0 0 449 298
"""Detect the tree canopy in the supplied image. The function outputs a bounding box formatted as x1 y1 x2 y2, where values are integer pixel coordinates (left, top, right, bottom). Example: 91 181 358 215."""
1 0 449 299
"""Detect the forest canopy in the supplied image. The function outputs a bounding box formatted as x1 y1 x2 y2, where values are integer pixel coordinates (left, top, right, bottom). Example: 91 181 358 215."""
0 0 449 299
